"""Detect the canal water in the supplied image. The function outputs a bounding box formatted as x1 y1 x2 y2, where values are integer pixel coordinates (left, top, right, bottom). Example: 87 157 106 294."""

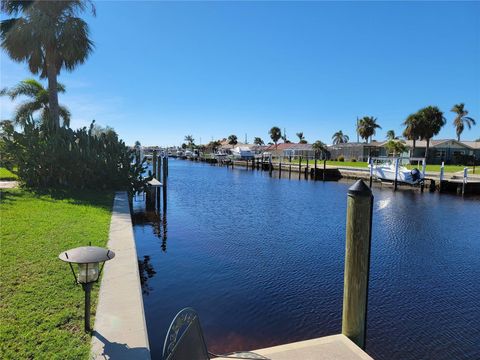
133 159 480 360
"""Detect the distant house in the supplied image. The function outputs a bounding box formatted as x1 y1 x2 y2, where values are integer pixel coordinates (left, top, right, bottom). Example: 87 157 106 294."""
405 139 478 164
327 139 479 164
263 143 315 158
327 142 387 162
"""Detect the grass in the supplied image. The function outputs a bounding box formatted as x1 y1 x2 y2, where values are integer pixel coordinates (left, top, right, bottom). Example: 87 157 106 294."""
0 189 114 360
0 167 18 180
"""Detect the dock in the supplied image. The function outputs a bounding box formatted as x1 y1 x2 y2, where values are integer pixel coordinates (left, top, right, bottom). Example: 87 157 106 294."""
214 335 372 360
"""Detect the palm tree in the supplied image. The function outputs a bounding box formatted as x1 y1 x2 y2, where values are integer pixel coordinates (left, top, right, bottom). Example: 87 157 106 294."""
312 140 327 159
228 134 238 148
386 130 397 140
332 130 349 145
184 135 195 150
385 140 407 157
1 1 95 130
296 132 307 144
357 116 381 143
417 106 446 159
402 113 422 158
451 103 476 141
269 126 282 149
0 78 70 128
253 137 264 146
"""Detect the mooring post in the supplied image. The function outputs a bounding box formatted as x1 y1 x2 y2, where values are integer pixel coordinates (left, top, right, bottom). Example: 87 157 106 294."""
314 154 318 180
279 158 282 178
462 167 468 197
152 150 157 178
289 155 292 179
439 161 444 193
421 158 426 192
298 156 302 180
342 180 373 350
323 159 326 182
305 156 309 179
162 155 167 211
269 155 273 175
368 157 373 188
394 157 399 191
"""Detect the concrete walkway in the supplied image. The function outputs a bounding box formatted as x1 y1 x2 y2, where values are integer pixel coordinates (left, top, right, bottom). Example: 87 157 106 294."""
91 192 151 360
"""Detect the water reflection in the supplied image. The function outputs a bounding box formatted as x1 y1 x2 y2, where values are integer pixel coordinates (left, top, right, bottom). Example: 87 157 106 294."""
138 255 156 295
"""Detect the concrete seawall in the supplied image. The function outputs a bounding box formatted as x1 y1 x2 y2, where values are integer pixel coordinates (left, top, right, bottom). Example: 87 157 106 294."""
91 192 151 360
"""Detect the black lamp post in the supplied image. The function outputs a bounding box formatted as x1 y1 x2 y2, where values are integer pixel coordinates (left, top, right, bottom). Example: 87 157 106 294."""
59 246 115 332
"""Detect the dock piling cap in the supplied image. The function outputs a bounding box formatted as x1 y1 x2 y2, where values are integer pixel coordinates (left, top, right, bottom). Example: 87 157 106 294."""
348 180 372 197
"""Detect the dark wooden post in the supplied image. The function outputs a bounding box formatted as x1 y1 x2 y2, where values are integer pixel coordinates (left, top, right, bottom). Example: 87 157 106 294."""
394 158 399 191
298 156 302 180
152 150 157 178
289 155 292 179
269 155 273 175
323 159 326 182
305 156 309 179
342 180 373 350
314 154 318 181
279 158 282 178
162 156 167 211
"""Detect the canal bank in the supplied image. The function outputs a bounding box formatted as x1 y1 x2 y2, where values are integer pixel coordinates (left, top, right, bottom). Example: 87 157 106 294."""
134 159 480 360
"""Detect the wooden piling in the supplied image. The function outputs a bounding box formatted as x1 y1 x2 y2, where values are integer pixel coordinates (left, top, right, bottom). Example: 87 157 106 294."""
394 158 399 191
305 157 309 180
279 158 282 178
269 155 273 175
342 180 373 350
152 150 157 178
323 159 326 182
162 156 167 211
298 156 302 180
314 155 318 181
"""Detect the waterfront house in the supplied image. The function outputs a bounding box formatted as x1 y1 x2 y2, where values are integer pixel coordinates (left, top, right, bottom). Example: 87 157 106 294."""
328 139 479 164
264 143 316 158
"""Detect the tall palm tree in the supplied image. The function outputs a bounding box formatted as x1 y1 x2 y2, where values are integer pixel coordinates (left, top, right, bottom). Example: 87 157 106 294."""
269 126 282 149
296 132 307 144
184 135 194 150
228 134 238 148
332 130 349 145
253 137 264 146
0 78 70 128
357 116 381 143
386 130 397 140
1 1 95 130
451 103 476 141
312 140 327 159
417 106 446 159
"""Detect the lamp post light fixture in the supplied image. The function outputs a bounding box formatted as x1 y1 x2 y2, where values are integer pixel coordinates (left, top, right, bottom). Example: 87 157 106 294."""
59 246 115 332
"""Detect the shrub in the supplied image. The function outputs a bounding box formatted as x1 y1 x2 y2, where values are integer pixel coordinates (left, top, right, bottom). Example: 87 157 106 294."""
1 121 147 192
338 156 345 162
351 159 357 162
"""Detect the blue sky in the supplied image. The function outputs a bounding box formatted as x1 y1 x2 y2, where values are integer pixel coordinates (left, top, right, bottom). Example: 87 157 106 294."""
1 1 479 146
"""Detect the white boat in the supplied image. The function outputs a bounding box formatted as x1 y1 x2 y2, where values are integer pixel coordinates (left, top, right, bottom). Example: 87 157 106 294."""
369 160 424 185
231 146 254 160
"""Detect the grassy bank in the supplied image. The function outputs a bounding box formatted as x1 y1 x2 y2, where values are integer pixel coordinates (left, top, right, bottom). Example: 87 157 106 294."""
0 189 114 359
0 167 18 180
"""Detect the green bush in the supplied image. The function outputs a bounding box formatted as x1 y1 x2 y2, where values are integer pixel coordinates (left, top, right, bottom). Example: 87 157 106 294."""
351 158 357 162
1 121 147 192
338 156 345 162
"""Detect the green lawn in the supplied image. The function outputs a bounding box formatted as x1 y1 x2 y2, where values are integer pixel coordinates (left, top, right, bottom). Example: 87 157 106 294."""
0 167 18 180
0 189 114 359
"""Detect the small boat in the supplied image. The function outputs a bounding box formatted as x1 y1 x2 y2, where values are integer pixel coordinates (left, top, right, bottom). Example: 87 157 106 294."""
231 146 255 160
369 159 424 185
